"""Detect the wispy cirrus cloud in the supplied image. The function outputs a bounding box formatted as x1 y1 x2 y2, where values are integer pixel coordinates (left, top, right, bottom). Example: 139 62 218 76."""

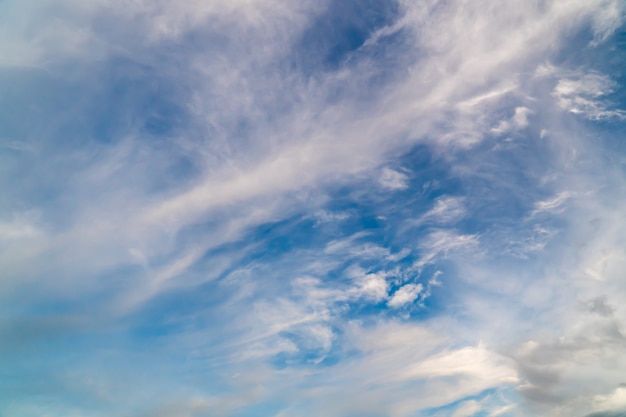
553 71 626 120
1 1 626 416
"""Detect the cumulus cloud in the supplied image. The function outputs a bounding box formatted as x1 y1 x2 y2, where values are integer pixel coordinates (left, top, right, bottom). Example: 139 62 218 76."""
349 270 390 302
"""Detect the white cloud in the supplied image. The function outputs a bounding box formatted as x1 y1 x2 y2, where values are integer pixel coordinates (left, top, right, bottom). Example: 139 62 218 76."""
416 230 480 268
593 387 626 411
491 107 533 135
379 167 409 190
401 344 514 381
531 191 573 215
349 270 389 303
489 404 516 417
414 196 466 226
386 248 411 262
452 400 481 417
512 107 532 129
1 1 626 416
591 0 625 45
312 210 351 225
388 283 423 308
553 72 626 120
262 322 520 417
0 212 42 240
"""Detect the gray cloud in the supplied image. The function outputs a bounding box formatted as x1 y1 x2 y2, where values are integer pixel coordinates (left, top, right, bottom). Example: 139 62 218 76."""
585 412 626 417
585 295 616 317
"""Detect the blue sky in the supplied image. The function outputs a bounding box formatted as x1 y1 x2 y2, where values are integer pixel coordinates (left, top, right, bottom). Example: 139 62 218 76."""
1 1 626 416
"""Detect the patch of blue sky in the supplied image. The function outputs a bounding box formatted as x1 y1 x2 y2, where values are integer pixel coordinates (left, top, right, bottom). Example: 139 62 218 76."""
293 0 401 70
418 387 515 417
288 0 411 110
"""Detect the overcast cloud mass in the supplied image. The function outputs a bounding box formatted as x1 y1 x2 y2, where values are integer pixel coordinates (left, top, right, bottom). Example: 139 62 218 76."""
1 1 626 416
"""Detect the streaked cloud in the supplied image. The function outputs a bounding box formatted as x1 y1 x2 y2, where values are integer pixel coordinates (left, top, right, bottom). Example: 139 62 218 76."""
1 1 625 416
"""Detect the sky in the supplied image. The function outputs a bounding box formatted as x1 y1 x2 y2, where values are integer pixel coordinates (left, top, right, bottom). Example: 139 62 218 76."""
1 1 626 416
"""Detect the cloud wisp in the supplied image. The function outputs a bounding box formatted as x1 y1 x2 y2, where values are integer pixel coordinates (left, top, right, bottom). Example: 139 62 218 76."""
1 1 626 417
